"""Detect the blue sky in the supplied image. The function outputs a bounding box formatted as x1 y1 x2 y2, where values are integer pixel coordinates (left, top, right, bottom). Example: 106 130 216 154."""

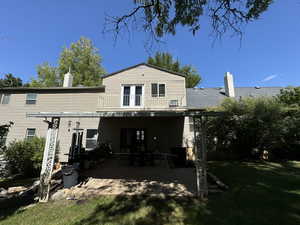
0 0 299 87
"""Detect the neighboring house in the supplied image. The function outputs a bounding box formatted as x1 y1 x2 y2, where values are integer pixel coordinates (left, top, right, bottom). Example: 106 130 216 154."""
0 63 283 162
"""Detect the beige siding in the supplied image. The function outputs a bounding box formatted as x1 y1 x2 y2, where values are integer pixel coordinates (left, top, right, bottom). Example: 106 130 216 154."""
0 65 191 163
0 92 101 162
101 65 187 110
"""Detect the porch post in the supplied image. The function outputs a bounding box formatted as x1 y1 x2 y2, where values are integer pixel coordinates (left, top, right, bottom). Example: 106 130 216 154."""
193 115 208 198
39 117 60 202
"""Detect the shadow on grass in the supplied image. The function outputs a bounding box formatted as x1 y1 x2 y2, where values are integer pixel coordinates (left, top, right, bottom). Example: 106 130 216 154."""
0 177 37 221
73 195 206 225
206 161 300 225
0 194 35 221
74 161 300 225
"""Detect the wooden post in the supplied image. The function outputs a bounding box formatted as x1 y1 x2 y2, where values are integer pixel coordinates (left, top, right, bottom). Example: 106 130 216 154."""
193 115 208 199
193 117 200 197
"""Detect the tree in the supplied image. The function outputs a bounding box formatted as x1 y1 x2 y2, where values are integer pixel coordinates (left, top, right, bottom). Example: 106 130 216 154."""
0 74 23 88
30 37 106 87
147 52 201 88
0 122 13 151
277 86 300 107
106 0 273 42
30 63 59 87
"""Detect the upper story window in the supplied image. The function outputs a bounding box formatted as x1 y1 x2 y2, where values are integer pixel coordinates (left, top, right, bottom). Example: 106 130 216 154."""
151 83 165 97
122 85 143 107
26 93 37 105
26 128 36 139
0 94 11 104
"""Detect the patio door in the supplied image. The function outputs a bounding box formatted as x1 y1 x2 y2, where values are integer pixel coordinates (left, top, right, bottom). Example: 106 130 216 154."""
122 85 143 107
120 128 147 151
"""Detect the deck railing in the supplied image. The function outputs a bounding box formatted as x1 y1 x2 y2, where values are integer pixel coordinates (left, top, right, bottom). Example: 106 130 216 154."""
98 94 185 109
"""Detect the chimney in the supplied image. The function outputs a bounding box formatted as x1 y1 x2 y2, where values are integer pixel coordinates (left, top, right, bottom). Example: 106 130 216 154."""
224 72 235 97
63 68 73 88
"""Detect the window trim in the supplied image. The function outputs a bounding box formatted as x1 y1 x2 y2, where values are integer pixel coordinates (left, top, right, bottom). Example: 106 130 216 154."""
26 93 37 105
121 84 144 108
151 83 166 97
26 128 36 139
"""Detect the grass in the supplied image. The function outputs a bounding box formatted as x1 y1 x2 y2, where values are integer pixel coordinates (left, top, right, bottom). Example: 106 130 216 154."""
0 161 300 225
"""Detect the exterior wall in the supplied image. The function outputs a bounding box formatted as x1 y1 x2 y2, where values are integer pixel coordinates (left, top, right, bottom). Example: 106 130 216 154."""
0 65 190 162
100 65 187 110
98 117 184 153
0 91 101 162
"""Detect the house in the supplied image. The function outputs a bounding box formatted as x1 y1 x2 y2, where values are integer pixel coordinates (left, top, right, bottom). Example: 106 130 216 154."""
0 63 283 163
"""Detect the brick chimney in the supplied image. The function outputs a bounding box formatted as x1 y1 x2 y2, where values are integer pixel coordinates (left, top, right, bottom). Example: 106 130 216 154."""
63 68 73 88
224 72 235 97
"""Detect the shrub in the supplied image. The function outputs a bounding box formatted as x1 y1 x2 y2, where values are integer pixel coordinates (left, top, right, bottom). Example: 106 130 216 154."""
207 97 300 161
4 137 45 177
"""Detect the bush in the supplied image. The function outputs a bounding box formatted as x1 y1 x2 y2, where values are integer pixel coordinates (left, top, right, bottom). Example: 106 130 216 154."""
4 137 45 177
207 97 300 161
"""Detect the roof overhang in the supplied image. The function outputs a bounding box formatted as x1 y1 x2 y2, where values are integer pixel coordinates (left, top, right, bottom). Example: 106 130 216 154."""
0 86 105 93
26 110 222 118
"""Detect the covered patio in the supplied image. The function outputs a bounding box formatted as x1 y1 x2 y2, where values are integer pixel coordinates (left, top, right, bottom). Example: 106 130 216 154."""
27 109 222 201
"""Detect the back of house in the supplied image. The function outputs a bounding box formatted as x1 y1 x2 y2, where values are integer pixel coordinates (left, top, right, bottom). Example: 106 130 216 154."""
0 63 283 163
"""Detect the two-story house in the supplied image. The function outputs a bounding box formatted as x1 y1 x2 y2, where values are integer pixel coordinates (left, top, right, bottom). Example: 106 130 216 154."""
0 63 283 163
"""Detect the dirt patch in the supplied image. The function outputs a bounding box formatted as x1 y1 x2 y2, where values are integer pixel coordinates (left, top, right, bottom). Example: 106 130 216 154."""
52 159 197 200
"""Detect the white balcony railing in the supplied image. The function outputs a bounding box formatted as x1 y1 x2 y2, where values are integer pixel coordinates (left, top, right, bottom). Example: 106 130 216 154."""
98 94 185 110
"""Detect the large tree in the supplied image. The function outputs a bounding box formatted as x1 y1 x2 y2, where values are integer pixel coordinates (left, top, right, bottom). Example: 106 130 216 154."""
147 52 201 88
30 37 106 87
0 74 23 88
278 87 300 107
106 0 273 42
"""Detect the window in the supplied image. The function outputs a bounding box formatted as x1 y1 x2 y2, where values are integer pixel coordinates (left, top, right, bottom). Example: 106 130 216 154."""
123 86 130 106
86 129 98 149
26 128 36 139
151 83 165 97
122 85 143 107
159 84 165 97
151 83 158 97
26 93 37 104
135 86 142 106
1 94 10 104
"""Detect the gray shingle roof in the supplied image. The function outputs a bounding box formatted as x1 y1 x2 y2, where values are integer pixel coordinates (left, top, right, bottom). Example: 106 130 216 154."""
187 87 284 108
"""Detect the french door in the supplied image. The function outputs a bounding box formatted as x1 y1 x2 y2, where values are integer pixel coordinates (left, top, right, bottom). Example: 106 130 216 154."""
122 85 143 107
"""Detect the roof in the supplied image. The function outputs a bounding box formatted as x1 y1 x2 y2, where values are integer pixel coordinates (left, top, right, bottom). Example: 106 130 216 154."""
187 87 284 108
0 86 105 93
102 63 186 78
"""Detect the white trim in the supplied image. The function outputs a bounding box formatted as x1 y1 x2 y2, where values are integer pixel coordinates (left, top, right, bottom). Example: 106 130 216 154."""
121 84 144 108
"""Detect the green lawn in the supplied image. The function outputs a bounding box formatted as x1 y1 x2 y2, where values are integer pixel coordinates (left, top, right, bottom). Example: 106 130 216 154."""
1 161 300 225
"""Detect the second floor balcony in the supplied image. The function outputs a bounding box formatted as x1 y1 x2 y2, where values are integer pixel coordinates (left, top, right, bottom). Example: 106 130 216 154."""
98 94 186 110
